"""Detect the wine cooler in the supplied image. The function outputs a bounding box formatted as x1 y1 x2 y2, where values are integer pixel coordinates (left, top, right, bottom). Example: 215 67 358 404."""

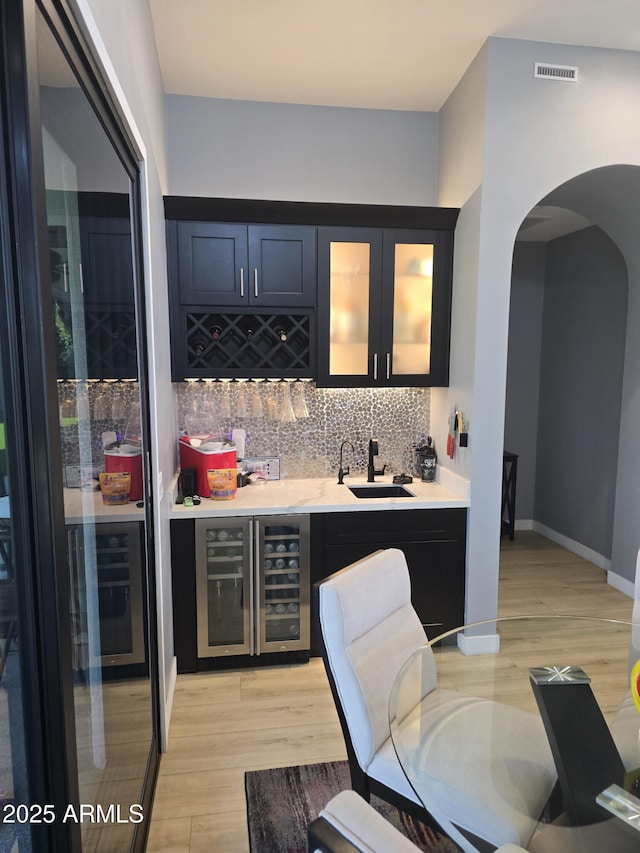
68 521 145 671
195 514 310 658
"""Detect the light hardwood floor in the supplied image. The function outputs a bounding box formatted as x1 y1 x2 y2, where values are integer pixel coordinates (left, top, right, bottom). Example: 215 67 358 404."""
146 531 634 852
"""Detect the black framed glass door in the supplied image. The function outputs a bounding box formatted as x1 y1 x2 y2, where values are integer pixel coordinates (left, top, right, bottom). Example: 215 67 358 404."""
0 0 159 850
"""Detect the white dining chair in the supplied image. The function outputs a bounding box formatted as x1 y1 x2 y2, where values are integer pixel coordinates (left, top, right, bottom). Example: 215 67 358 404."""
314 548 558 853
308 790 530 853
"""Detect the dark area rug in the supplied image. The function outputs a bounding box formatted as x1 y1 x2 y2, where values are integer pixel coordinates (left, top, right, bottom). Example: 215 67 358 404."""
245 760 459 852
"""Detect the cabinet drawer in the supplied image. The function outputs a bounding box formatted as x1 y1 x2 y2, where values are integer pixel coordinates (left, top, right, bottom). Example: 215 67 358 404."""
323 508 465 546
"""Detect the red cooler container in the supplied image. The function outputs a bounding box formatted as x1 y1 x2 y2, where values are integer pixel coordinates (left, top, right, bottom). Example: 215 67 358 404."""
179 436 237 498
104 442 143 501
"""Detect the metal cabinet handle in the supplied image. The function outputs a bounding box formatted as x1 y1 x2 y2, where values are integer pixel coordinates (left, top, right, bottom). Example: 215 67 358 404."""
373 352 378 381
63 262 68 293
249 519 255 656
78 263 84 294
254 518 260 655
386 352 391 380
253 269 258 298
240 267 244 298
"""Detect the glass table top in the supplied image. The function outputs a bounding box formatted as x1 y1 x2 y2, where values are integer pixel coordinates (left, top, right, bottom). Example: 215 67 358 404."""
389 615 640 853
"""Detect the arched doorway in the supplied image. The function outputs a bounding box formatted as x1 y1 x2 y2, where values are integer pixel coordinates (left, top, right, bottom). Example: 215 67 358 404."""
505 164 639 587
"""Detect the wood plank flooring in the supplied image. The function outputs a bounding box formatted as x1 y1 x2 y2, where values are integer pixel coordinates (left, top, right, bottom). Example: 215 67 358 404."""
146 532 634 852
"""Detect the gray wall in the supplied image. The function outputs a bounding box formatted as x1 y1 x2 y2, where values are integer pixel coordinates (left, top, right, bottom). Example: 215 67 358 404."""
437 36 640 616
504 243 546 520
165 95 439 204
535 226 627 557
539 166 640 583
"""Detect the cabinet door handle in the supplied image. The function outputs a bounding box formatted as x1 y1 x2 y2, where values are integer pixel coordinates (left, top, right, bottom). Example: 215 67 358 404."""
373 352 378 381
63 262 68 293
253 268 258 298
253 519 260 655
249 519 255 656
240 267 244 298
78 263 84 294
386 352 391 380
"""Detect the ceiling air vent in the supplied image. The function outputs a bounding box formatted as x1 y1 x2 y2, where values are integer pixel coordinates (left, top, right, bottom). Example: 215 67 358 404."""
534 62 578 82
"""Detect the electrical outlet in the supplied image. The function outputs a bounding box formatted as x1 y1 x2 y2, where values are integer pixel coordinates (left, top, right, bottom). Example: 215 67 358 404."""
242 457 280 480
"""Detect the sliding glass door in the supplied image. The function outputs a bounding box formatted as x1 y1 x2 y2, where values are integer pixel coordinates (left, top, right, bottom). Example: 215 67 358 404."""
0 1 159 850
0 298 32 853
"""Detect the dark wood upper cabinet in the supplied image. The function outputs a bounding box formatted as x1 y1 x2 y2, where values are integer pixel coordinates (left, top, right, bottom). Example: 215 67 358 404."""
163 197 458 383
174 221 316 308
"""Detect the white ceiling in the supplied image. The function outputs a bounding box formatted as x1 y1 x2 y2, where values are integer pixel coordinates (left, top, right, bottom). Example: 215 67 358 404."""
149 0 640 112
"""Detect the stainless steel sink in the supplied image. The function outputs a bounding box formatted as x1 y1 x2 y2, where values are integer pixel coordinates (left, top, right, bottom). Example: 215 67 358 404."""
348 484 414 499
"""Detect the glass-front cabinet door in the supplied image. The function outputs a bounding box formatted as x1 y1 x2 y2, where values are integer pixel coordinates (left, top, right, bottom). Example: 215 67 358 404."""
257 515 310 653
317 227 453 387
196 517 252 657
195 515 311 659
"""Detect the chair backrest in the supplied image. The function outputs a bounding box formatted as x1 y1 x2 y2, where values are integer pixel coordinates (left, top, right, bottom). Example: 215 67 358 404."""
316 548 432 771
629 548 640 673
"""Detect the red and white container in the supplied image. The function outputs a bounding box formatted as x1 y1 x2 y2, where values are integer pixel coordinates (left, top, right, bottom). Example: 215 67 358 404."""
179 436 237 499
104 441 143 501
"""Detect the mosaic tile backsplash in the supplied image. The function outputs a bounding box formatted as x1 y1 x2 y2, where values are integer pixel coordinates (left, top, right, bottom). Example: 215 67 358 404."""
176 381 431 480
58 380 432 481
58 379 144 475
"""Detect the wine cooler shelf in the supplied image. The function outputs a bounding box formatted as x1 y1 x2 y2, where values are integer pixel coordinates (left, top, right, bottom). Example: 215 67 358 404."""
196 515 310 659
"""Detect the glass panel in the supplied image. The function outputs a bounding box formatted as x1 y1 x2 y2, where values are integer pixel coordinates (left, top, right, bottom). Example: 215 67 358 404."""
263 523 302 642
329 242 370 375
392 243 434 375
205 523 246 647
0 342 32 852
36 8 153 849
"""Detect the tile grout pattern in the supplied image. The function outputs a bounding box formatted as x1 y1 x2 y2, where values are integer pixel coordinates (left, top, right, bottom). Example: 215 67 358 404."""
176 381 432 479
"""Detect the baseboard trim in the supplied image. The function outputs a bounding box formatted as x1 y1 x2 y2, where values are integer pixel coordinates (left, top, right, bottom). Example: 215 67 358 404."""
606 571 634 600
457 631 500 655
531 521 611 571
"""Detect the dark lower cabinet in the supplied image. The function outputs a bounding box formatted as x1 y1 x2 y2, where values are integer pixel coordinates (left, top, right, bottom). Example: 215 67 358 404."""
310 508 466 654
171 518 198 672
172 508 466 668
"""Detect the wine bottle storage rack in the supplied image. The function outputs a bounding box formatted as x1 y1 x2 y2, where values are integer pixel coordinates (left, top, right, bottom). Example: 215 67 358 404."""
183 310 314 377
57 306 137 380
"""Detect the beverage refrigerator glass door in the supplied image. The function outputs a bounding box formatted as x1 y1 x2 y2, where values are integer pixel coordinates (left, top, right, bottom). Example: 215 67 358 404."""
195 515 310 659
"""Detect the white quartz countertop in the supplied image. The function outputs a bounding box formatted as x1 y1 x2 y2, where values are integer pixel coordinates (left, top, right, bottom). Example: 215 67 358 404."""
170 469 469 519
64 488 144 524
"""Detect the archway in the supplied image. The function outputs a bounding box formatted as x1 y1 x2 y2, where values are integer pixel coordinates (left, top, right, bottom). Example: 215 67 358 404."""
505 164 639 588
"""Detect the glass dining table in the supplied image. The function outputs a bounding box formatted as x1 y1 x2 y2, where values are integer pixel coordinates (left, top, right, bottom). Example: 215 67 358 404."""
389 615 640 853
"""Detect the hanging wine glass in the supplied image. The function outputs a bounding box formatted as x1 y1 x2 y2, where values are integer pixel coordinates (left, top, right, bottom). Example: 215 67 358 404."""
59 380 76 427
93 382 109 420
280 379 296 423
126 396 141 439
265 379 279 421
292 380 310 419
111 384 127 420
218 379 232 419
75 381 90 427
203 379 215 420
235 379 249 419
251 379 264 418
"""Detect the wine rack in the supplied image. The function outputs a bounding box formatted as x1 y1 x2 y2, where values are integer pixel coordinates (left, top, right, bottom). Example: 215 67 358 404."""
57 305 138 380
262 523 303 643
179 310 314 378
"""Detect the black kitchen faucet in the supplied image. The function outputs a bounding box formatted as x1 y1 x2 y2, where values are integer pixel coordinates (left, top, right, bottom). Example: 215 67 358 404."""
337 440 355 484
367 438 386 482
